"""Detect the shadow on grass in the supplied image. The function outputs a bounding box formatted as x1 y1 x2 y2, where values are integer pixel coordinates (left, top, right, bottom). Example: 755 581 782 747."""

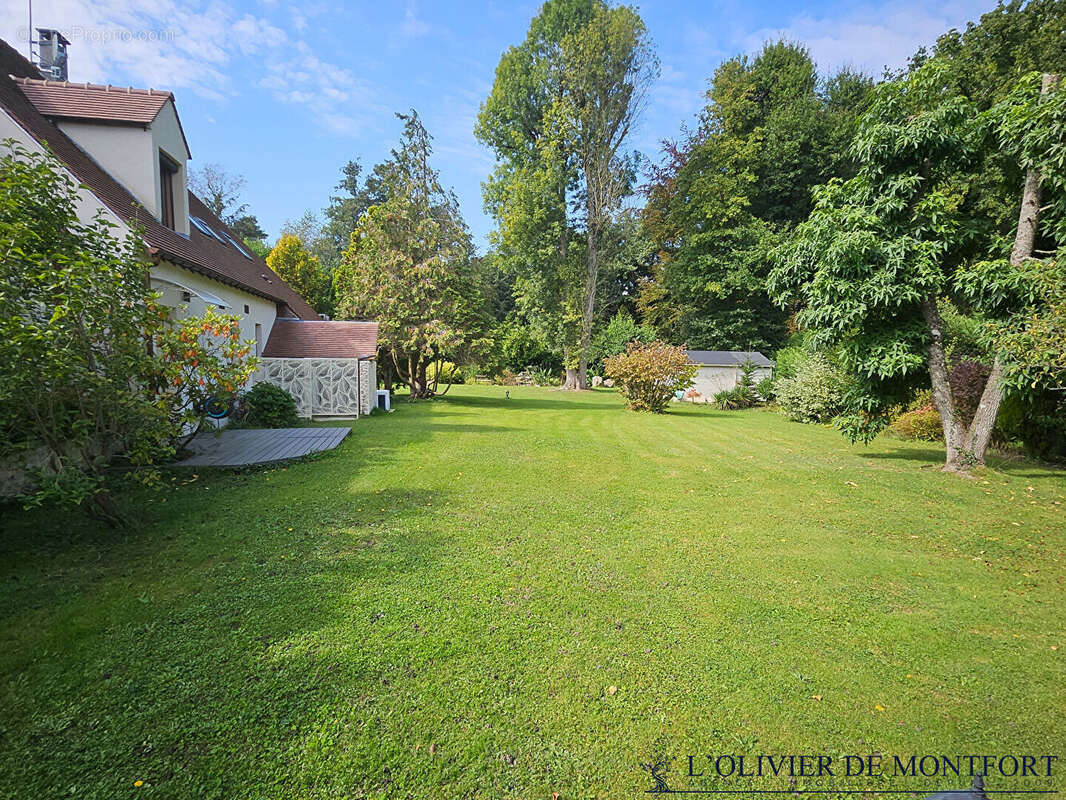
864 446 945 464
0 479 455 796
864 443 1063 476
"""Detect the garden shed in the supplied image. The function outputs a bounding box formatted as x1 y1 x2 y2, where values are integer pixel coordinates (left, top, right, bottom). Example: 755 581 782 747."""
685 350 773 402
255 319 378 418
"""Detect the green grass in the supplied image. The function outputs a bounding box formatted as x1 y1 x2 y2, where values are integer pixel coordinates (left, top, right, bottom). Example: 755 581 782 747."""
1 385 1063 799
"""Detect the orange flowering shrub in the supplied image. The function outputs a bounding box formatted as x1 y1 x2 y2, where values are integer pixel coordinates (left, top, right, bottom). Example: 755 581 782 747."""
0 141 257 523
603 341 697 413
151 307 258 444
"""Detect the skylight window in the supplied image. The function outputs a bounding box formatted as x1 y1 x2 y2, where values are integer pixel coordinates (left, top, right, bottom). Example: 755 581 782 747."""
190 216 226 242
223 232 253 259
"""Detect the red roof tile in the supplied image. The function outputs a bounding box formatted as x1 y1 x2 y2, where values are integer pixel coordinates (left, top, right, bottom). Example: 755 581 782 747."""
14 77 173 123
13 76 191 158
262 320 379 359
0 39 316 320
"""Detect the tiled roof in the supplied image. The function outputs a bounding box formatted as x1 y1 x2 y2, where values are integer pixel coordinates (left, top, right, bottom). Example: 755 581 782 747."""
0 39 316 319
14 77 173 123
13 75 191 158
685 350 774 367
262 320 379 359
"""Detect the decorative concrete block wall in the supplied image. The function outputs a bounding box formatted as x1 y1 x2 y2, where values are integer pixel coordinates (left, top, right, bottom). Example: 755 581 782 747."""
254 358 375 418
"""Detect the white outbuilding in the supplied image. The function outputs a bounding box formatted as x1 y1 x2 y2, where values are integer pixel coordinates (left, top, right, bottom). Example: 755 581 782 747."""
683 350 773 403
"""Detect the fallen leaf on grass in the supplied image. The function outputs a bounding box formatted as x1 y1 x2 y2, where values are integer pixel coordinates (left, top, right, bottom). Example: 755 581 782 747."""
811 694 822 701
607 685 617 696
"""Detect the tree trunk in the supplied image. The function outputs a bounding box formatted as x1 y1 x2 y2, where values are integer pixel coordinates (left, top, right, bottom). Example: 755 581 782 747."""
566 186 599 392
575 221 596 391
408 353 419 399
84 489 127 527
562 367 582 390
921 297 968 470
416 358 428 398
960 72 1058 467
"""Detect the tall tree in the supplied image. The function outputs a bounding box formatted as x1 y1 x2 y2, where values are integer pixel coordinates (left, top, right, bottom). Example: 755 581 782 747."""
266 234 333 316
477 0 656 389
908 0 1065 107
320 160 389 270
769 62 1064 471
477 0 594 387
639 42 873 352
333 112 489 398
553 3 657 388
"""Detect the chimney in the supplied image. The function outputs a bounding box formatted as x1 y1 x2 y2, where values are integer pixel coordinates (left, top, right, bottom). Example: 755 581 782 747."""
36 29 70 81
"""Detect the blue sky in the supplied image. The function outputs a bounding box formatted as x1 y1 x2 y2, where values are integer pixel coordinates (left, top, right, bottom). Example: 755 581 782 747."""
1 0 996 249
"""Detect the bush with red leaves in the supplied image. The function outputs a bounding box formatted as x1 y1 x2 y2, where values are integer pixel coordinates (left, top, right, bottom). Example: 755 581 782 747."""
948 360 991 421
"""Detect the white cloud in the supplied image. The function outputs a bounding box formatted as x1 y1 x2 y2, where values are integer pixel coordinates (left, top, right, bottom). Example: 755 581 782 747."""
0 0 383 135
258 43 389 136
654 62 706 116
742 0 994 75
400 2 431 38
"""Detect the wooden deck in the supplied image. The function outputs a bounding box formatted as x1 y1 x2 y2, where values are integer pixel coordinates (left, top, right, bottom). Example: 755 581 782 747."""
175 427 350 467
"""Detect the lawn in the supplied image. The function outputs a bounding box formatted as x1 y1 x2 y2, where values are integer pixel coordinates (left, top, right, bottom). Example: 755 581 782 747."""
1 385 1063 799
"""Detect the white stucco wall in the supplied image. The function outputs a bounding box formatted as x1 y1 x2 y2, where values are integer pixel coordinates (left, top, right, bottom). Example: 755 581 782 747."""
58 120 155 209
688 365 772 402
149 261 278 354
58 98 190 235
150 101 190 236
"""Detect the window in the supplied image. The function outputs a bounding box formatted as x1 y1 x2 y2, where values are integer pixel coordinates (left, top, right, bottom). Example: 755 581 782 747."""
159 153 179 230
243 304 250 314
190 216 225 241
254 323 263 357
223 232 253 259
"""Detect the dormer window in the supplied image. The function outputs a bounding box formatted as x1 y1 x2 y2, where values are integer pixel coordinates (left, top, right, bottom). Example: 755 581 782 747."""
159 152 179 229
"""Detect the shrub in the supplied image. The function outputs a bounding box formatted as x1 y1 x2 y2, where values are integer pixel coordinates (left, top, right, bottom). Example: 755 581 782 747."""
999 390 1066 463
603 341 697 413
771 332 812 380
714 360 761 410
427 361 463 385
888 404 944 441
527 365 560 386
590 309 655 374
241 382 300 428
948 360 991 421
756 376 776 401
0 142 255 523
713 387 746 410
497 322 559 374
774 353 848 423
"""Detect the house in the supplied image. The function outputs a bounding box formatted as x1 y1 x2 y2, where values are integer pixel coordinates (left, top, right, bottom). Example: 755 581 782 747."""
0 35 376 418
684 350 773 401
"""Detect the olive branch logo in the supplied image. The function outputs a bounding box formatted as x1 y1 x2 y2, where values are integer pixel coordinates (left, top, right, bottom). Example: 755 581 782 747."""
643 756 672 793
